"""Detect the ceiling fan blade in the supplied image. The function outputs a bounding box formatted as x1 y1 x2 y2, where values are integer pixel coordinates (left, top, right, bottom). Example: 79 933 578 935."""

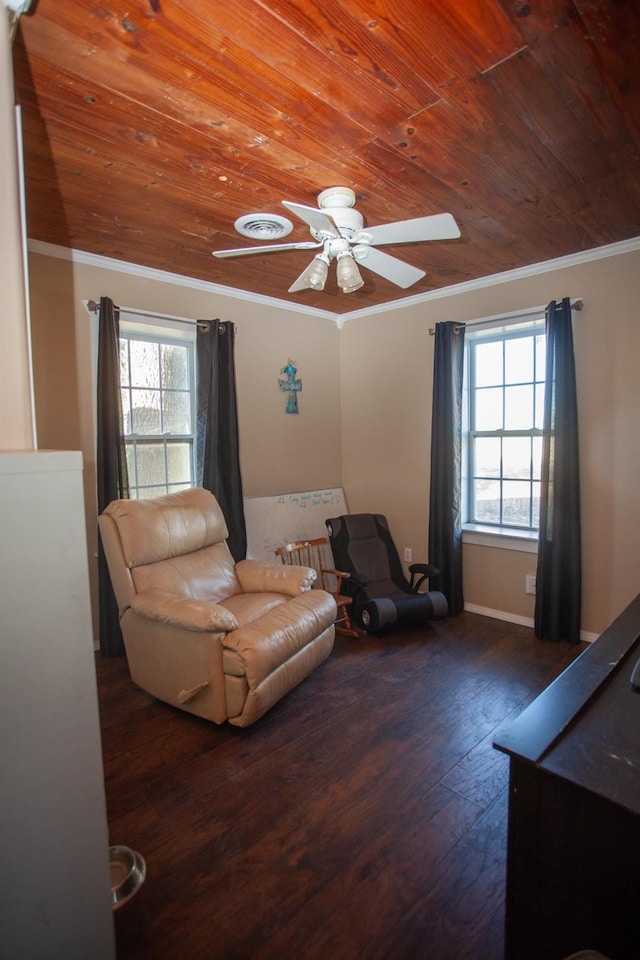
358 212 461 246
212 240 322 258
288 268 315 293
352 245 426 288
281 201 340 239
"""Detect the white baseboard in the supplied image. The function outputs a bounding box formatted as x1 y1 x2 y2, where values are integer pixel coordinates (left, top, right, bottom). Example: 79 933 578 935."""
464 602 535 629
463 603 598 643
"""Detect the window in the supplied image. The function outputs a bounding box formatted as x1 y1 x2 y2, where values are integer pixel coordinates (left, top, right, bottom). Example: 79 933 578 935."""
119 319 197 499
464 315 545 534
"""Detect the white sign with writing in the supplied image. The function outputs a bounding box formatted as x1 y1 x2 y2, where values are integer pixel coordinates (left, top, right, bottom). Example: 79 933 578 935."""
244 488 348 563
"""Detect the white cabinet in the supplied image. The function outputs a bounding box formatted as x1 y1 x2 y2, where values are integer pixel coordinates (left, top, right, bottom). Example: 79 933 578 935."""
0 451 115 959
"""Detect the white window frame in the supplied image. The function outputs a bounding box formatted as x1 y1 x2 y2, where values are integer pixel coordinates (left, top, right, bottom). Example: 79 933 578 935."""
462 309 545 555
119 314 197 499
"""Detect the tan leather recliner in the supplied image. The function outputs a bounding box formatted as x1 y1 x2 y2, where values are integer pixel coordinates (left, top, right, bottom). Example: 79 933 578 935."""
98 487 336 727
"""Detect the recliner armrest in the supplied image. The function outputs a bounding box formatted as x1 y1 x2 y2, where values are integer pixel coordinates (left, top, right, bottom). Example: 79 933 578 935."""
235 559 316 596
131 589 239 632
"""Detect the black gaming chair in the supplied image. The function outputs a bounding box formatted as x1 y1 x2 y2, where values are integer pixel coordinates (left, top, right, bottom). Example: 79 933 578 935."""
325 513 449 631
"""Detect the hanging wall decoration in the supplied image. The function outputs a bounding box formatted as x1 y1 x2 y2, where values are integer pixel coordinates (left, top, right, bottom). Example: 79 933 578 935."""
278 359 302 414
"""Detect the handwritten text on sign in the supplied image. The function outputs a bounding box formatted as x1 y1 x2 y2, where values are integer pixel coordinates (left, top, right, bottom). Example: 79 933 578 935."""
244 488 347 562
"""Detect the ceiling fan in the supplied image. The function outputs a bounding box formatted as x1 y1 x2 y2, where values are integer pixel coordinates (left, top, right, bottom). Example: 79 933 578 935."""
211 187 461 294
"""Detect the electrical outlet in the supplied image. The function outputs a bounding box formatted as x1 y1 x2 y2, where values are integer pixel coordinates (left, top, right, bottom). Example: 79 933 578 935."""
404 547 412 562
525 575 536 595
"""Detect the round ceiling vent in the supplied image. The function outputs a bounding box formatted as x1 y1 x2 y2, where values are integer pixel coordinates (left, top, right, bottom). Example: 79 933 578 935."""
234 213 293 240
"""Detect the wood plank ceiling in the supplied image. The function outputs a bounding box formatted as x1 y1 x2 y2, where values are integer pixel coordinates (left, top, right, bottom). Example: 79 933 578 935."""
12 0 640 315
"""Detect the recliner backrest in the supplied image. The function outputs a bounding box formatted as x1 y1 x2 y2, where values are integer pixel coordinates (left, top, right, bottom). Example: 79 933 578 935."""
105 487 229 565
99 487 241 612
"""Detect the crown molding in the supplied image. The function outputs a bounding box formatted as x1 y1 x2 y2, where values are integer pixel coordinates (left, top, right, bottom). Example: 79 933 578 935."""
26 240 339 322
339 235 640 322
28 235 640 325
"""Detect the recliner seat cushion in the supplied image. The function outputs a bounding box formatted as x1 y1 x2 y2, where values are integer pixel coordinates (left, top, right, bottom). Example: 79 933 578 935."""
222 591 336 688
220 592 289 627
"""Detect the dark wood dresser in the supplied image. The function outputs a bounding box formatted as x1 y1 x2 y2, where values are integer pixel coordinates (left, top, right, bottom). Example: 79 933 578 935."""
494 593 640 960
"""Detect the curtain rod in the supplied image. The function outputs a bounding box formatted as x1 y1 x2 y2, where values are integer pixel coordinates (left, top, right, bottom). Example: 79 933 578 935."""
428 298 584 336
86 300 216 331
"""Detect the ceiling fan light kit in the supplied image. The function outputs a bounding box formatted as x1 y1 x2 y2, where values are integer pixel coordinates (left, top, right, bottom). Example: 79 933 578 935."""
212 186 461 295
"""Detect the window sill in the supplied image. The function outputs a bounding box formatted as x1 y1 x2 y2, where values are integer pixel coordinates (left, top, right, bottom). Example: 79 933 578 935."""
462 524 538 554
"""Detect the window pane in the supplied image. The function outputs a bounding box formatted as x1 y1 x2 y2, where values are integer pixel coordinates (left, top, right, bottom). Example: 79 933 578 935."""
474 437 501 477
125 442 136 485
136 486 168 499
505 337 533 385
503 480 531 526
161 343 189 390
166 442 192 484
473 479 501 523
475 387 503 430
532 436 542 481
535 334 546 381
121 388 132 434
166 482 192 495
163 391 191 434
474 341 503 387
532 480 541 527
502 437 532 479
467 323 545 533
119 340 130 386
129 340 160 388
120 329 196 499
134 443 166 487
130 389 162 434
505 384 533 429
535 383 545 430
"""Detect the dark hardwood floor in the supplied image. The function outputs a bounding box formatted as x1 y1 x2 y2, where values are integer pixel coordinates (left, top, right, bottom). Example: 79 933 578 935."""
96 613 586 960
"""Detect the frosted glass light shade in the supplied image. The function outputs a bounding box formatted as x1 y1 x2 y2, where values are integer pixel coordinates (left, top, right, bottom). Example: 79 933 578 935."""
306 256 329 289
288 254 329 292
336 252 364 293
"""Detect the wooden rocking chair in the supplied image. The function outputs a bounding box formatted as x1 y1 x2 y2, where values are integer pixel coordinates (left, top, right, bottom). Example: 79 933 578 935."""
275 537 359 638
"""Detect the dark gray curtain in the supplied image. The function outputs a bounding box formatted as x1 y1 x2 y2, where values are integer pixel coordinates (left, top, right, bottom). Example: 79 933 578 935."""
96 296 129 656
535 298 581 643
196 320 247 561
428 321 465 615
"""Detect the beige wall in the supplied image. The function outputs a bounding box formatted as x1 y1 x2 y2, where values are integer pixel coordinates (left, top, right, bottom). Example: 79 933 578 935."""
0 13 34 450
341 247 640 636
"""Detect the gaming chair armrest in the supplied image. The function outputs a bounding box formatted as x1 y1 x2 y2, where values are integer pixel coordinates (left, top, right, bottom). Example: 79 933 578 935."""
409 563 442 593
